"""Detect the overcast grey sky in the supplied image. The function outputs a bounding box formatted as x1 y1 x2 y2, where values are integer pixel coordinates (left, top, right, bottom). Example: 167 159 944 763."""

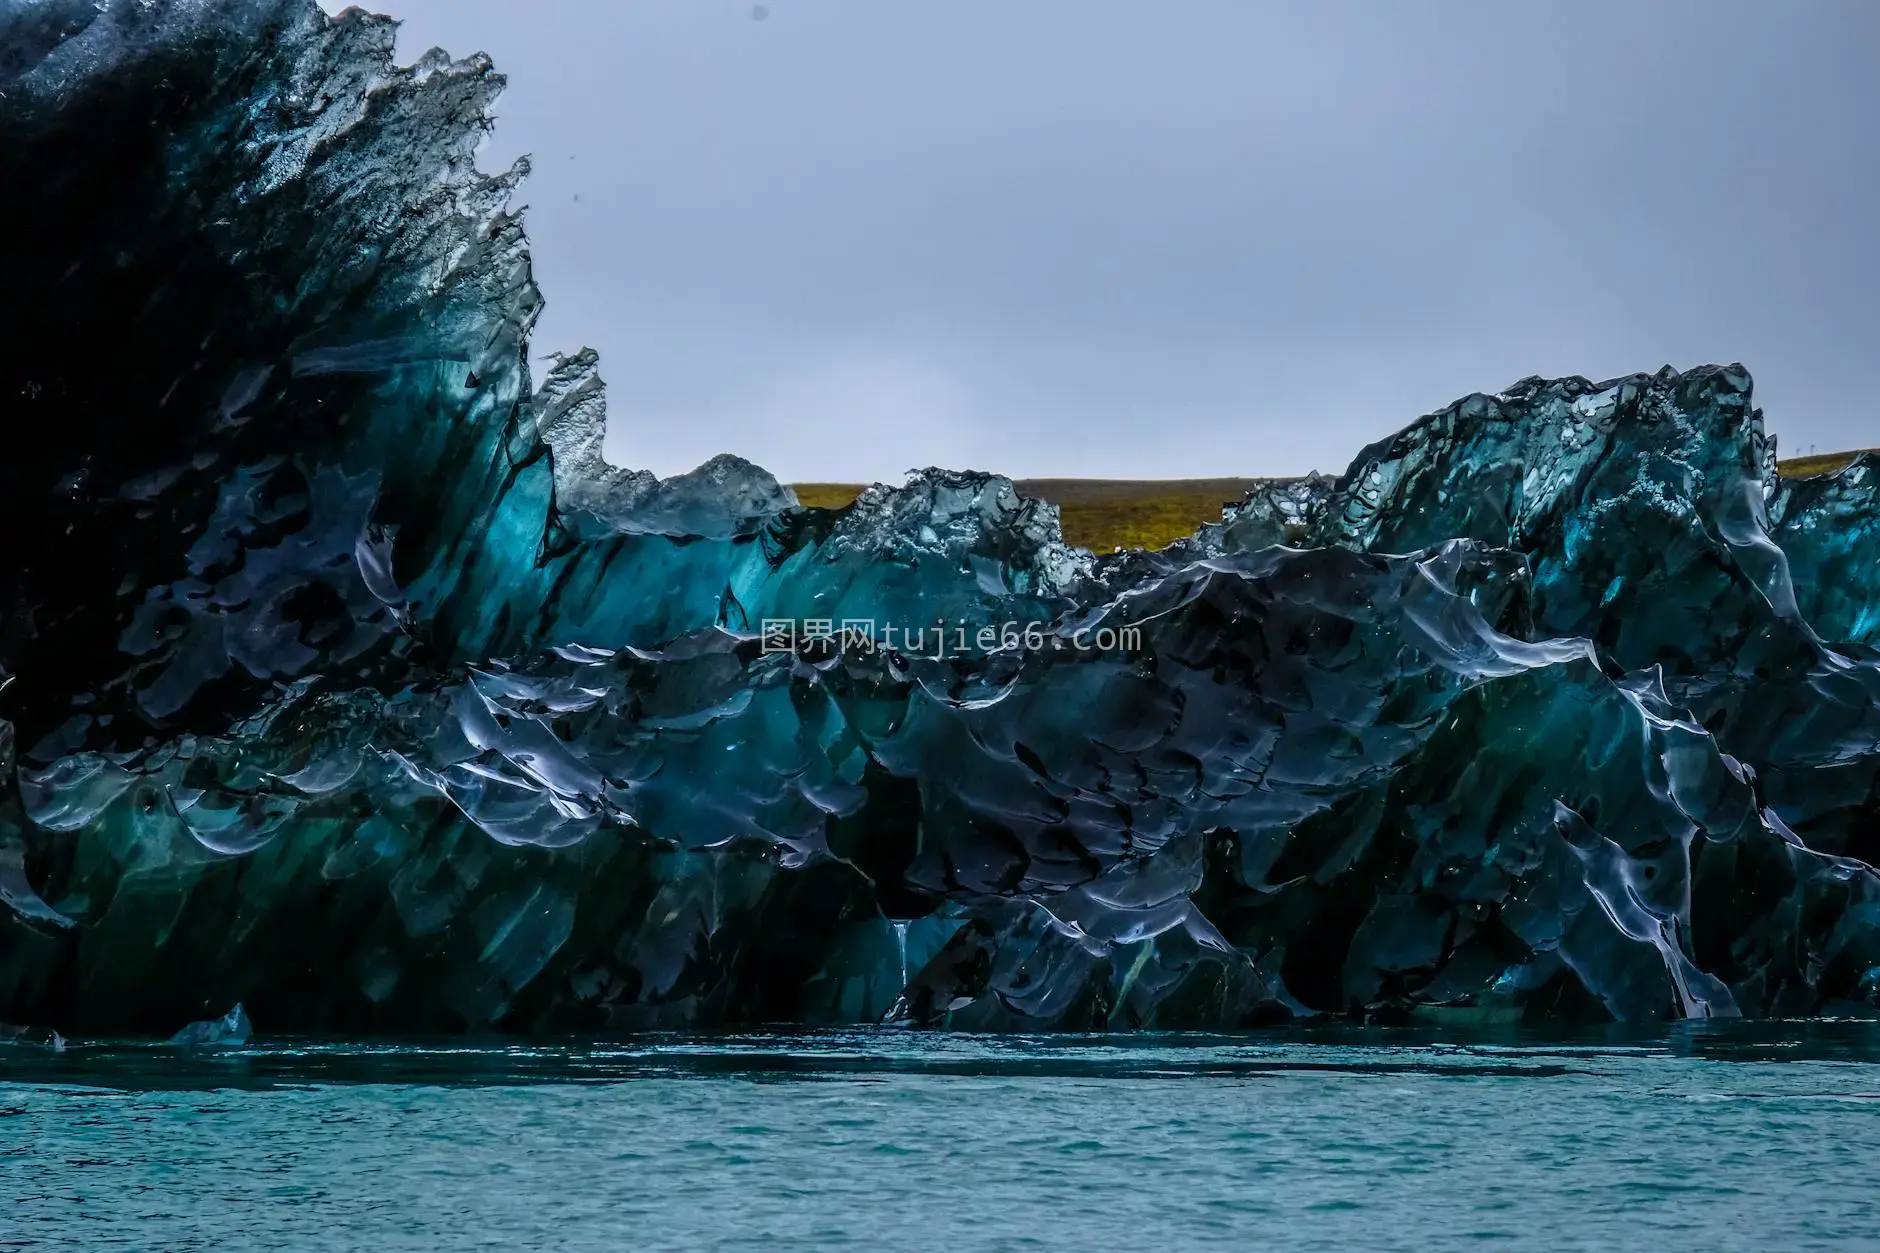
323 0 1879 483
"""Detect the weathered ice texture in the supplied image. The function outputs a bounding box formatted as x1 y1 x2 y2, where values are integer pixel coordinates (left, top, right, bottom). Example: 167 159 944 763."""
2 0 1877 1036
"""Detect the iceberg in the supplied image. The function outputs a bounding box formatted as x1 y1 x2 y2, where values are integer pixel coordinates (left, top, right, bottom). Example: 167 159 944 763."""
169 1003 254 1050
1 0 1877 1036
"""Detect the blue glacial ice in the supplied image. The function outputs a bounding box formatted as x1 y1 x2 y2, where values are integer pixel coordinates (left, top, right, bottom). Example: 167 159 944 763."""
1 0 1877 1035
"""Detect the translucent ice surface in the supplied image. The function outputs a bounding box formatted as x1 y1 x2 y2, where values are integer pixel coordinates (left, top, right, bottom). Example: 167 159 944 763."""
2 0 1877 1034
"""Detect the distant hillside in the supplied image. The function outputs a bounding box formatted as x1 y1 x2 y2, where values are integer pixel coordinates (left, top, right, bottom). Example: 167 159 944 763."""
1778 448 1874 480
794 450 1873 552
792 477 1265 552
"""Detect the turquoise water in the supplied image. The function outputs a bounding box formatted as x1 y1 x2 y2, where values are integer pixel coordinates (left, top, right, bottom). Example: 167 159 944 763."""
5 1026 1879 1251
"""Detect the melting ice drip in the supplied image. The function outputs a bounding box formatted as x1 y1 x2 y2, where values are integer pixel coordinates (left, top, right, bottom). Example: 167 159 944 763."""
1 0 1878 1036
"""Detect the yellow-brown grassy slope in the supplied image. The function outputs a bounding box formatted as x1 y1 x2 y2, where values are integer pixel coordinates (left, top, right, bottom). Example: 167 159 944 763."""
794 450 1874 553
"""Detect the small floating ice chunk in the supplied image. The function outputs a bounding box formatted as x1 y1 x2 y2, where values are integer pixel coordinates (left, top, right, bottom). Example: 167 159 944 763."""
169 1004 253 1050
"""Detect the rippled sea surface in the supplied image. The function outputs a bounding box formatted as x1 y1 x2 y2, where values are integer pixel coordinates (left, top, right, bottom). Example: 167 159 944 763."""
5 1024 1879 1251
